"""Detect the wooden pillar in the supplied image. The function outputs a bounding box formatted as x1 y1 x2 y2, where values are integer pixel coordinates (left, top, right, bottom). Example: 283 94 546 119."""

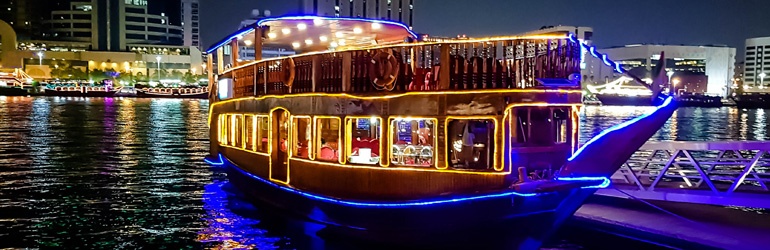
231 39 239 67
342 52 352 92
438 44 451 90
311 56 320 92
254 26 263 61
216 47 224 74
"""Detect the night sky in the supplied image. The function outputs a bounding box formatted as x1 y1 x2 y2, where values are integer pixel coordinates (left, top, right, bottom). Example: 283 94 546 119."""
201 0 770 55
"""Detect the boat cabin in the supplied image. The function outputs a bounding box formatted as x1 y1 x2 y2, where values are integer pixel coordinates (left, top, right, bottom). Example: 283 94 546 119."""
206 16 583 200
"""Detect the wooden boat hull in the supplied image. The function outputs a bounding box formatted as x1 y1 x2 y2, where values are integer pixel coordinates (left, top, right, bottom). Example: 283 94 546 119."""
44 88 118 97
218 154 597 247
136 89 208 99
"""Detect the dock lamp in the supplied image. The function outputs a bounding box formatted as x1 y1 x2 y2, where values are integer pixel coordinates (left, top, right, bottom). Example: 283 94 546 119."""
37 51 44 65
760 72 767 89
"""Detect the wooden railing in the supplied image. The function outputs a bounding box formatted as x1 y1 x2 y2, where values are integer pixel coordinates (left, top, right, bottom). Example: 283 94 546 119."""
226 37 580 99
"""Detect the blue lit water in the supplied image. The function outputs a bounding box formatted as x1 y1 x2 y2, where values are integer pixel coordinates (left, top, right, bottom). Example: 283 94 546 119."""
0 96 767 249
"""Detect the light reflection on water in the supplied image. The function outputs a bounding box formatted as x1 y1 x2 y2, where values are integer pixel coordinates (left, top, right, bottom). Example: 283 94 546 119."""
1 96 768 249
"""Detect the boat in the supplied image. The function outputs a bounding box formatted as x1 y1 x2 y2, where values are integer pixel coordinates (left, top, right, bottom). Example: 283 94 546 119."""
733 93 770 109
136 87 209 99
202 16 678 248
595 93 722 107
44 85 121 97
0 69 31 96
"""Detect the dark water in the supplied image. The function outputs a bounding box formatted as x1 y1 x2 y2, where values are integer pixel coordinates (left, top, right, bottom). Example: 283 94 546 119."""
1 96 767 249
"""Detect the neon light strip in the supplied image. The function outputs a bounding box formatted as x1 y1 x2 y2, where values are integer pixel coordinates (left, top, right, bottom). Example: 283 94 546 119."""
206 16 418 54
567 96 674 162
214 153 541 207
204 154 225 166
569 33 625 74
206 154 610 207
556 177 611 189
256 16 419 40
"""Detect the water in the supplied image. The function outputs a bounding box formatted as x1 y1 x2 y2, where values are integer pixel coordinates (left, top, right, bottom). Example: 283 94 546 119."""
0 96 767 249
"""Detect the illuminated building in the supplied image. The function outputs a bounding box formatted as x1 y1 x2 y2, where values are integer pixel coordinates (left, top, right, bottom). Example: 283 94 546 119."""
584 44 736 98
181 0 201 49
300 0 414 28
743 36 770 91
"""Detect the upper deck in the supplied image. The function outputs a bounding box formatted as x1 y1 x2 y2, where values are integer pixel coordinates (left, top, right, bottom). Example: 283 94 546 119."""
205 16 584 100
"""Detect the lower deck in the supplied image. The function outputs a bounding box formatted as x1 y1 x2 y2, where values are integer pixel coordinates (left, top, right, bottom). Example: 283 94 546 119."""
210 90 581 200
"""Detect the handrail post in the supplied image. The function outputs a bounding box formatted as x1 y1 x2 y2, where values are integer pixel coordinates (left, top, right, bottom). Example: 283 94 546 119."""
312 56 320 92
342 52 352 92
438 43 450 90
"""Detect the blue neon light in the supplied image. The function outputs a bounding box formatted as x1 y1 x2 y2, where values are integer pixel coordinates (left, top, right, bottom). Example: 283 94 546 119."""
567 96 674 162
204 154 225 166
204 154 612 207
568 33 625 74
556 177 611 189
206 16 418 54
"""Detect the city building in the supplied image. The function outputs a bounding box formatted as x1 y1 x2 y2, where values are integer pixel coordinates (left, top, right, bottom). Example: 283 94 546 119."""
743 36 770 91
300 0 414 28
181 0 200 49
584 44 736 97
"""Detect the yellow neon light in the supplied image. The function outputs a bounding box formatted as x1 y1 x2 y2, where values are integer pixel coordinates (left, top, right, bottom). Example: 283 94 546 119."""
268 107 290 185
571 105 580 154
313 116 343 165
230 114 236 147
387 117 439 169
207 89 582 126
443 116 500 171
290 158 508 176
344 116 384 166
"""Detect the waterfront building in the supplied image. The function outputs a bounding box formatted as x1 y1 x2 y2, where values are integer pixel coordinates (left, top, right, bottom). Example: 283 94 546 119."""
181 0 201 50
299 0 414 28
584 44 736 97
743 36 770 91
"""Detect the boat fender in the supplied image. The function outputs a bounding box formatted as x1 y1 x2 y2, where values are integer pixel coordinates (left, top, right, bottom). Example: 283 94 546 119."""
369 51 400 90
280 57 296 87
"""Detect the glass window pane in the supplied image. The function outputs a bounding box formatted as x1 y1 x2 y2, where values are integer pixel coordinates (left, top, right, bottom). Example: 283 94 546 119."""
256 116 269 153
316 118 340 162
447 119 494 170
348 118 382 165
245 115 255 151
234 115 243 147
390 119 435 167
292 117 312 159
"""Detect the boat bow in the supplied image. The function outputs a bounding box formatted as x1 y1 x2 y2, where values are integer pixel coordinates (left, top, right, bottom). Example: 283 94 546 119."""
558 96 678 177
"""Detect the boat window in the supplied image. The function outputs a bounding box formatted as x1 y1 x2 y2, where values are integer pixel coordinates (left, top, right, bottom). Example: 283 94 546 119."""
512 107 570 146
219 114 228 145
447 119 496 170
233 114 243 148
245 115 255 151
346 117 382 165
390 118 436 167
255 116 269 153
292 117 312 159
315 117 341 163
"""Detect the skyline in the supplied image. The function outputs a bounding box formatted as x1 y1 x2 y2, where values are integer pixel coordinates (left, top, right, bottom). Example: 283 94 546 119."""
200 0 770 55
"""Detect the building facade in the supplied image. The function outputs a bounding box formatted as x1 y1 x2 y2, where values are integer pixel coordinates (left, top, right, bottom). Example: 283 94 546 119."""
744 37 770 91
181 0 200 49
300 0 414 28
584 44 736 97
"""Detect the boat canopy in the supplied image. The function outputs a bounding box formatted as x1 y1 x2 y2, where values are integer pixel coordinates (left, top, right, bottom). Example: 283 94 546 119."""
206 16 418 54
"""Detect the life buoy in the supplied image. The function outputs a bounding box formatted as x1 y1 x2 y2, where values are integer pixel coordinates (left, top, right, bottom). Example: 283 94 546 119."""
369 51 400 91
280 58 295 87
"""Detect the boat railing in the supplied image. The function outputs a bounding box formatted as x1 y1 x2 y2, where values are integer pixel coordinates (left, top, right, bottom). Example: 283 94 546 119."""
596 140 770 208
227 37 580 99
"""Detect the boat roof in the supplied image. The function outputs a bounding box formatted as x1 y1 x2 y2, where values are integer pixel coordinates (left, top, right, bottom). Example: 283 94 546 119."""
206 16 418 54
